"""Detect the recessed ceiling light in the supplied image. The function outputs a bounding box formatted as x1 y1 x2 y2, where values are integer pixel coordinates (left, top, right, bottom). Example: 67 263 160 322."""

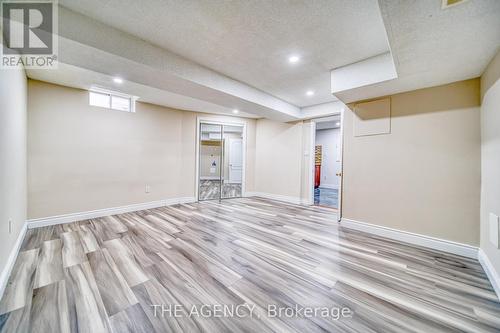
306 90 315 96
113 77 123 84
336 122 340 126
232 109 239 114
288 55 300 64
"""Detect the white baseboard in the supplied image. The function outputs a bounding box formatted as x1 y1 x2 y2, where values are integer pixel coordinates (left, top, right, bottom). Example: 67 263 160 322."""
244 192 303 205
340 218 478 259
478 248 500 301
27 197 196 229
301 198 314 206
318 184 339 190
0 222 27 300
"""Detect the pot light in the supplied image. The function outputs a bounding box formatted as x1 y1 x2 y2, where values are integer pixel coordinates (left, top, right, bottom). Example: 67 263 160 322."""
232 109 239 114
288 55 300 64
113 77 123 84
306 90 315 96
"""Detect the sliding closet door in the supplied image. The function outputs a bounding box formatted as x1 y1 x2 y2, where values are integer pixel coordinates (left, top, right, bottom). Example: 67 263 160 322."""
221 125 243 199
198 123 223 201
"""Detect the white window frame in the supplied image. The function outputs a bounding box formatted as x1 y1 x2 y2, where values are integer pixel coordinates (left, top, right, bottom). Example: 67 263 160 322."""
89 88 138 113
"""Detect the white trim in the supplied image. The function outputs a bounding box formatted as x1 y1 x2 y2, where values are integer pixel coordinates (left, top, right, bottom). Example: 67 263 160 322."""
307 121 316 206
0 222 27 300
195 117 247 201
337 107 345 221
309 110 344 220
245 192 303 205
27 197 196 229
478 249 500 301
340 218 478 259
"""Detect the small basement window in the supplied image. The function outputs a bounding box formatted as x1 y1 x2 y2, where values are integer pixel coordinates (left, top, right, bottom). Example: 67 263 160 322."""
89 89 137 112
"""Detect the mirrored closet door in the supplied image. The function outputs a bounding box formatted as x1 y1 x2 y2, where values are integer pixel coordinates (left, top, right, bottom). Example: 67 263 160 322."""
198 122 243 201
198 123 223 201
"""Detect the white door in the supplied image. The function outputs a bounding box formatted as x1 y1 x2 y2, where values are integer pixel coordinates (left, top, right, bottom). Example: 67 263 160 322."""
228 138 243 183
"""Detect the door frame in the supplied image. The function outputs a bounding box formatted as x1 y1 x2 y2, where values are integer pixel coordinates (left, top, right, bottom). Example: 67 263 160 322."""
195 117 247 202
309 109 345 221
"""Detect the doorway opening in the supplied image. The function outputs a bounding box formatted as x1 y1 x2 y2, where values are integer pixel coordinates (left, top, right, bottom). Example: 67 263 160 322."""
196 119 245 202
311 114 343 210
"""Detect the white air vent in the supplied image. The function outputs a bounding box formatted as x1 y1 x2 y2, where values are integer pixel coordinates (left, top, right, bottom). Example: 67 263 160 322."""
442 0 468 9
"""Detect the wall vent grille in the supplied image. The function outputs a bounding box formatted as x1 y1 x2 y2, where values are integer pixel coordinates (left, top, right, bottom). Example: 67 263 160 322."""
442 0 468 9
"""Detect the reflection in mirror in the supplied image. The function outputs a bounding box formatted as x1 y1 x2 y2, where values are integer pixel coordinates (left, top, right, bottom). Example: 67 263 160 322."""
198 123 222 200
221 125 243 199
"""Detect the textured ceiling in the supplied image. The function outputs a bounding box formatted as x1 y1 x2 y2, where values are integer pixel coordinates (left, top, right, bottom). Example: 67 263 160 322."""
43 7 301 122
59 0 390 107
335 0 500 102
384 0 500 78
28 0 500 120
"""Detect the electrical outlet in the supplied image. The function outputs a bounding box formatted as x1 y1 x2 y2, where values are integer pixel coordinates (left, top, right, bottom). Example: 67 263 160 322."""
145 185 151 193
489 213 500 249
8 219 12 234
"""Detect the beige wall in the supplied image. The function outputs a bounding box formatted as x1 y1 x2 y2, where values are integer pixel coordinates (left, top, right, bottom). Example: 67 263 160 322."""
480 50 500 279
28 80 255 219
0 64 27 273
254 119 304 200
343 79 481 246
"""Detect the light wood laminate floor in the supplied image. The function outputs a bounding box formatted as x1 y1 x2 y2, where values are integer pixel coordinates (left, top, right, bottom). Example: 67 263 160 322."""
199 180 242 200
0 198 499 333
